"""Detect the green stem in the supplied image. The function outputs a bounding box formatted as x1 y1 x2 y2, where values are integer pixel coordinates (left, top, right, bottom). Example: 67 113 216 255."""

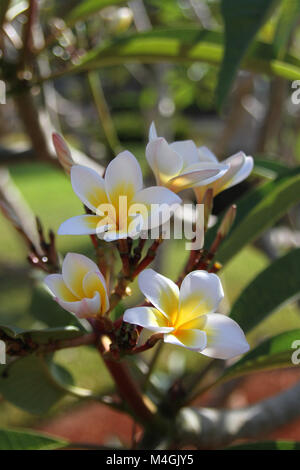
142 340 164 390
87 70 122 156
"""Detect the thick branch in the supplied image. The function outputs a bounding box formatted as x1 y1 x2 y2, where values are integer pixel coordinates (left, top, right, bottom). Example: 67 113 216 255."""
2 332 97 357
176 379 300 449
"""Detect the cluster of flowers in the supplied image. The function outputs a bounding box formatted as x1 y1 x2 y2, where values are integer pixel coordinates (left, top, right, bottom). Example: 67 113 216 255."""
45 123 252 359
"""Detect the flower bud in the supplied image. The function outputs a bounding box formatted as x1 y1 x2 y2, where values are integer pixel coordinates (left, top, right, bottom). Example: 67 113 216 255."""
52 133 74 175
218 204 236 239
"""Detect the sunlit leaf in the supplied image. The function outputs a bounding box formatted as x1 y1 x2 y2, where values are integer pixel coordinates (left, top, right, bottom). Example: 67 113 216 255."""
230 249 300 333
225 440 300 450
205 167 300 265
220 329 300 383
66 0 128 26
51 28 300 84
217 0 278 108
0 428 68 450
0 354 75 414
273 0 300 59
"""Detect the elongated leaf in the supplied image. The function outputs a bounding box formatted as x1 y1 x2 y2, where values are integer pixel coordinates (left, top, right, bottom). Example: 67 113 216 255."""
253 158 290 179
225 440 300 450
0 323 84 344
217 0 277 108
0 355 74 414
274 0 300 59
206 167 300 265
230 249 300 333
220 329 300 383
66 0 127 26
55 28 300 83
0 428 68 450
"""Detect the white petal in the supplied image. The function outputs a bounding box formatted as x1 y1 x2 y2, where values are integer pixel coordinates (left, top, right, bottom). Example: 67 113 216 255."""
82 271 109 314
146 138 183 184
170 140 199 166
149 121 158 141
213 151 246 194
105 151 143 205
70 165 107 213
62 252 99 298
198 146 219 163
164 329 207 351
124 306 174 333
57 292 101 318
201 313 249 359
168 163 228 191
133 186 182 230
44 274 78 301
138 269 179 322
226 155 253 189
134 186 181 207
58 215 109 235
177 270 224 326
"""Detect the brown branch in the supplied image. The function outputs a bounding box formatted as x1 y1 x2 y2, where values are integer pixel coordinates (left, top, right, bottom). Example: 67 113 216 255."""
2 332 97 357
97 336 156 425
176 379 300 449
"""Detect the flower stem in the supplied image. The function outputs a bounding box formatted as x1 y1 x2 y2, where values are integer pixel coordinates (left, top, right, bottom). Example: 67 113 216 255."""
97 336 156 424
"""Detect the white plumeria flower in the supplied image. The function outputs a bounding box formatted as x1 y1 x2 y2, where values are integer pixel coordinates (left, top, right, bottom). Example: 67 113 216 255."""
146 122 229 193
193 146 254 203
124 269 249 359
58 150 181 241
45 253 109 318
147 123 253 199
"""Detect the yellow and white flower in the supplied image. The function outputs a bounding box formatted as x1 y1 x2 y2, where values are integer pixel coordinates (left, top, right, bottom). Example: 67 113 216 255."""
124 269 249 359
146 122 229 193
194 146 254 203
147 123 253 199
45 253 109 318
58 150 181 241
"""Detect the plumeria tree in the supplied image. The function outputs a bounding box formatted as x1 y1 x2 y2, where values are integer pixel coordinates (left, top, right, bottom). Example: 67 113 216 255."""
1 0 300 452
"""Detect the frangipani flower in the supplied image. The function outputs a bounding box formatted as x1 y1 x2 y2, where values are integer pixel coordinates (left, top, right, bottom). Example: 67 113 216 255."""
147 123 253 200
124 269 249 359
146 122 229 193
193 146 254 203
45 253 109 318
58 150 181 241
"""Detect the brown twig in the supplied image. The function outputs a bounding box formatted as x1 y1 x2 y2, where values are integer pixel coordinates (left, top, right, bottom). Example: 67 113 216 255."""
132 237 163 278
2 332 97 357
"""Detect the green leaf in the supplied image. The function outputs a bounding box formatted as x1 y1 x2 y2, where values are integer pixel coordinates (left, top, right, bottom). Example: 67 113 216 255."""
230 249 300 333
0 428 68 450
206 166 300 265
66 0 128 26
29 283 87 332
0 355 75 414
253 158 290 179
0 323 84 344
225 440 300 450
217 0 277 108
55 28 300 83
273 0 300 59
220 329 300 383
